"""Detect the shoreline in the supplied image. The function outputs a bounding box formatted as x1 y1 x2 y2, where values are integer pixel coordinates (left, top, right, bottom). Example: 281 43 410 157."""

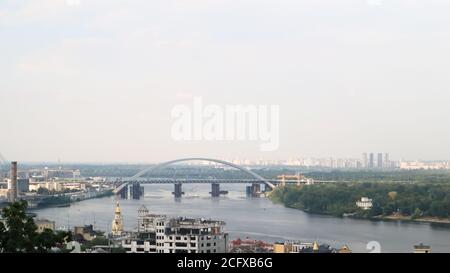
27 190 114 211
371 215 450 225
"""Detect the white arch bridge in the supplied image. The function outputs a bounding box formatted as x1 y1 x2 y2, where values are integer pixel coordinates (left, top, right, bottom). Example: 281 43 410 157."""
113 157 279 197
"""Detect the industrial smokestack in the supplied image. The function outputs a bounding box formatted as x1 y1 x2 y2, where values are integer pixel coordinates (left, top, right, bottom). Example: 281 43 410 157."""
9 161 17 202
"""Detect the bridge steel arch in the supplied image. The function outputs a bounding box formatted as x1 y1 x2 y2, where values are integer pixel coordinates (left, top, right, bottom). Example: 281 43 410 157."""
127 157 275 189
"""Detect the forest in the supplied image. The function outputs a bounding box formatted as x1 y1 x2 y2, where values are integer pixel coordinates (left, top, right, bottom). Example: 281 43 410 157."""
269 182 450 219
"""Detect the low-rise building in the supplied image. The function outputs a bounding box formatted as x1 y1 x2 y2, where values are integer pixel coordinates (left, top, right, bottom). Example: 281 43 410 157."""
414 243 431 253
35 219 55 233
228 238 273 253
29 182 45 191
74 225 97 241
273 241 314 253
62 182 86 191
273 240 343 253
0 189 9 198
45 181 62 192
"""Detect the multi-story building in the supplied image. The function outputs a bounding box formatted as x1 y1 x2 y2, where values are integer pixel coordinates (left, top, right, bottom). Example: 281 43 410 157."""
356 197 373 210
45 181 62 192
377 153 383 168
369 153 375 168
362 153 368 168
122 205 228 253
17 178 29 193
25 168 81 180
384 153 390 168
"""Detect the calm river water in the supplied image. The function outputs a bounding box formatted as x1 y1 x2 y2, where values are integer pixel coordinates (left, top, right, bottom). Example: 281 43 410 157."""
33 184 450 253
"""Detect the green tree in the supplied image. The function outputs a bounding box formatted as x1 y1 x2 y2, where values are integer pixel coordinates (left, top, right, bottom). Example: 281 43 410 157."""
269 181 450 220
0 200 38 252
0 200 69 253
35 229 57 252
412 208 423 220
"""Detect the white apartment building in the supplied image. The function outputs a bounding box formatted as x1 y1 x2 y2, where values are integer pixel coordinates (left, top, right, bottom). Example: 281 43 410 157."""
121 205 228 253
356 197 373 210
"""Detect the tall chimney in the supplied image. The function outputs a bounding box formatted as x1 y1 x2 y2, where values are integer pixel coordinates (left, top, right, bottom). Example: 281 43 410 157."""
9 161 17 202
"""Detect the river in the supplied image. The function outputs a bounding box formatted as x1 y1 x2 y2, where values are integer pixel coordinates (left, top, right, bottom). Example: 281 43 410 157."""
32 184 450 253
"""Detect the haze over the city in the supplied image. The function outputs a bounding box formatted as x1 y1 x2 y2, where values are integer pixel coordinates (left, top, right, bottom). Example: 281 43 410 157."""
1 0 450 163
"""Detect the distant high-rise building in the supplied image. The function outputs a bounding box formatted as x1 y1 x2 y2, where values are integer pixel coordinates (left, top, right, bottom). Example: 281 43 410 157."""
369 153 374 168
384 153 390 168
377 153 383 168
362 153 368 168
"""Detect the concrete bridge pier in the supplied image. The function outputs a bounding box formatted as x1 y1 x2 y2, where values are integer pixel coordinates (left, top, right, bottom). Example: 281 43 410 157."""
246 183 261 197
210 183 220 197
115 182 144 199
131 182 144 200
119 185 128 199
172 182 184 198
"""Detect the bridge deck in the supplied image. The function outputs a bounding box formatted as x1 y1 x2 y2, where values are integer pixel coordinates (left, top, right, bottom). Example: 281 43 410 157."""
112 178 335 194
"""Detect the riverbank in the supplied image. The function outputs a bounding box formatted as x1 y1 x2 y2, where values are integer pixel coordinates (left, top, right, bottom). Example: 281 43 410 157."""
30 189 114 210
267 184 450 226
274 199 450 225
372 215 450 225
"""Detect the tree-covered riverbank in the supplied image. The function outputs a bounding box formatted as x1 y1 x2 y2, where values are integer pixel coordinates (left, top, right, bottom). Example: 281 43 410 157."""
35 190 114 209
268 182 450 224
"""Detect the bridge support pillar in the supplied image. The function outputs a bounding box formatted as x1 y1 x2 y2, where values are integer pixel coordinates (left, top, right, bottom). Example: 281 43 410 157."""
264 183 271 192
210 183 220 197
172 182 184 198
117 184 128 199
246 183 260 197
131 182 144 200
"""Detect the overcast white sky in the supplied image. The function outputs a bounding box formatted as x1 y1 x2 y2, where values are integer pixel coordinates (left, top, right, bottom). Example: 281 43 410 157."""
1 0 450 163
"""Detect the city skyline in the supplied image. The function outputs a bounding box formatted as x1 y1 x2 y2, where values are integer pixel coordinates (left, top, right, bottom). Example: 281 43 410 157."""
1 151 449 165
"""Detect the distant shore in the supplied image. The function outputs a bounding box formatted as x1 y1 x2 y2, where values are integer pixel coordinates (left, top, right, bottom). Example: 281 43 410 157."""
372 215 450 225
27 189 114 210
283 204 450 226
268 193 450 226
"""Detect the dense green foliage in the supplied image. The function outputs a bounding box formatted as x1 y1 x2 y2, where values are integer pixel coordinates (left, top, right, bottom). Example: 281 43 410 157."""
0 201 72 253
270 182 450 218
38 196 71 207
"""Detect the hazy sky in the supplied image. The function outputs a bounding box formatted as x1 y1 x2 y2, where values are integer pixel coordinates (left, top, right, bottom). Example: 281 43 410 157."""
1 0 450 163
